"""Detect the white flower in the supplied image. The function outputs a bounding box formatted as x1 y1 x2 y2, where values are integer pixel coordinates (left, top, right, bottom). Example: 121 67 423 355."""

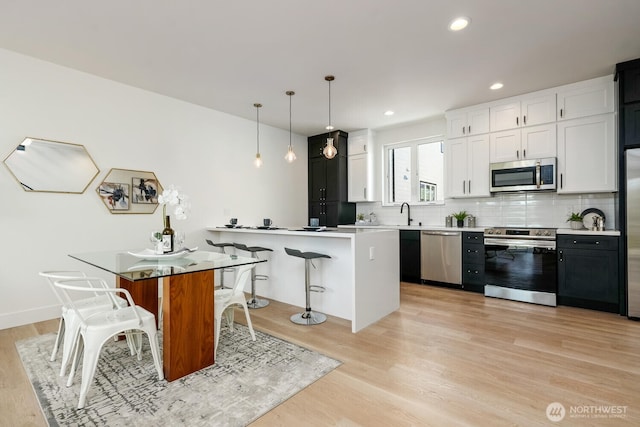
159 185 190 220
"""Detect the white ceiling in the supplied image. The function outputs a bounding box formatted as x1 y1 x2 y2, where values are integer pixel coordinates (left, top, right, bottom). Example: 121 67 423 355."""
1 0 640 136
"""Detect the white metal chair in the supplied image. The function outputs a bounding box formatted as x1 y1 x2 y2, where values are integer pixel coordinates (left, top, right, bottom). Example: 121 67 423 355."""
214 264 256 358
39 271 137 379
54 277 163 409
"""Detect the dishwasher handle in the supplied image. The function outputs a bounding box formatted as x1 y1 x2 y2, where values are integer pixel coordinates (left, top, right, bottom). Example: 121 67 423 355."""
421 231 461 237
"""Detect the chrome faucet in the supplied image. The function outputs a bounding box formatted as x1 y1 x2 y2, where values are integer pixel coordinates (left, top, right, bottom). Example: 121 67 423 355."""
400 202 412 226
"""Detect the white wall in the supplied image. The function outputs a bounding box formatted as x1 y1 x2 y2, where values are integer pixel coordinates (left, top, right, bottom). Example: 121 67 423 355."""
0 48 308 329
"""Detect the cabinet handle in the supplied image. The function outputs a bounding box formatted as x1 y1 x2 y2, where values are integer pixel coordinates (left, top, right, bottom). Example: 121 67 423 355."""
516 150 519 159
560 108 564 118
468 180 471 194
462 126 466 135
363 187 366 199
523 149 526 158
523 115 527 125
463 181 466 194
573 240 600 245
560 173 563 189
559 250 563 262
467 249 478 254
516 117 519 126
468 125 471 133
363 144 366 152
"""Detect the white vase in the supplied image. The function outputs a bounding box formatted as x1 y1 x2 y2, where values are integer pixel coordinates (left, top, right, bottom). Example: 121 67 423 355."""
569 220 583 230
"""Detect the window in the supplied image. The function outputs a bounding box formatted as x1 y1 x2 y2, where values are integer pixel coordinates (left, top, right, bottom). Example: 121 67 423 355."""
384 136 444 205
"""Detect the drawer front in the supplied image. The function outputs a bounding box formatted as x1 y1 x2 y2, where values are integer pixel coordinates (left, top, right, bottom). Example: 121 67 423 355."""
557 235 618 251
463 244 484 264
463 232 483 243
463 264 485 285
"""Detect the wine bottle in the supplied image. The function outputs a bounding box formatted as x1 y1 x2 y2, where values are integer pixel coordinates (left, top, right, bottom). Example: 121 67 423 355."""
162 215 174 253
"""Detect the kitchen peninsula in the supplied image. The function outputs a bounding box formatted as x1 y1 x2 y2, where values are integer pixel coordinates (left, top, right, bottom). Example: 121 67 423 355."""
206 227 399 332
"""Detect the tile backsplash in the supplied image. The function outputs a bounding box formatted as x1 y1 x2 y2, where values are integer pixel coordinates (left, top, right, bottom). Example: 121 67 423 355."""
357 192 618 229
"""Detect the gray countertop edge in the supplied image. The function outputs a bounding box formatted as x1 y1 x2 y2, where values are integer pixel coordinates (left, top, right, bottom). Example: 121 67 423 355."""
338 225 621 236
206 226 397 238
556 228 620 236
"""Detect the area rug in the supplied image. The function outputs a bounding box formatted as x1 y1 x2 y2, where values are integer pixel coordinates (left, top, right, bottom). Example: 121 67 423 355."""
16 324 341 426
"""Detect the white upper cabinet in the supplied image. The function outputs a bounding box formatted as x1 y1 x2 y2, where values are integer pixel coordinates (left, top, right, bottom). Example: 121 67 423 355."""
446 107 490 138
557 114 616 193
348 130 368 155
490 92 556 132
556 75 615 121
490 123 556 162
348 129 376 202
446 134 490 198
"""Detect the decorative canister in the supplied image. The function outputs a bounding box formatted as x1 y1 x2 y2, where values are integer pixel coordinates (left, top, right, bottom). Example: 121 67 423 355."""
468 215 476 228
445 215 453 227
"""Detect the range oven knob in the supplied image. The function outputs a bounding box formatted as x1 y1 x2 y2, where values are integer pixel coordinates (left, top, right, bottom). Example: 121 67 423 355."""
535 230 542 236
495 230 502 235
486 229 493 234
544 230 551 236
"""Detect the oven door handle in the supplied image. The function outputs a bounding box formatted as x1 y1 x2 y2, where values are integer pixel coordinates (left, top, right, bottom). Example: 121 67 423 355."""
484 237 556 249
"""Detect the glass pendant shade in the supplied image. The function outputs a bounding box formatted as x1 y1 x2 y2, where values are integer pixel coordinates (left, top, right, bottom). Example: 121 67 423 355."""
323 75 337 159
323 137 337 159
254 103 262 168
285 90 296 163
285 146 296 162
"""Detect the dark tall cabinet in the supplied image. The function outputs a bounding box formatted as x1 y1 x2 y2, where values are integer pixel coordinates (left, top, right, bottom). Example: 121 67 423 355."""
307 131 355 226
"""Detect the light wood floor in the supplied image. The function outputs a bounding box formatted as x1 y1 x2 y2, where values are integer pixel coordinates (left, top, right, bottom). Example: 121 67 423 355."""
3 283 640 426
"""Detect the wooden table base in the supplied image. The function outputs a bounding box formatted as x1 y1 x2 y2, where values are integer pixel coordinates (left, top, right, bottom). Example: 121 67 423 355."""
118 270 215 381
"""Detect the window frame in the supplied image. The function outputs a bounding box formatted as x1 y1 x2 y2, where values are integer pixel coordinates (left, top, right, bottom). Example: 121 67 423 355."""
382 135 445 206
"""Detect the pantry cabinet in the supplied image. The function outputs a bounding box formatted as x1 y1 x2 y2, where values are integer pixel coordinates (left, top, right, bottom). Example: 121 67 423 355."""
557 114 616 193
446 134 490 198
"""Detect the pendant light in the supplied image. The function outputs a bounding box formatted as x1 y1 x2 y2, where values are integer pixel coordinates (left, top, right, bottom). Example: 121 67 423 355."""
254 103 263 168
284 91 297 163
323 75 338 159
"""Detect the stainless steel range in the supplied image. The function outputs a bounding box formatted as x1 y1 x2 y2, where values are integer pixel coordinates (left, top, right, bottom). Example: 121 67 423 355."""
484 227 557 306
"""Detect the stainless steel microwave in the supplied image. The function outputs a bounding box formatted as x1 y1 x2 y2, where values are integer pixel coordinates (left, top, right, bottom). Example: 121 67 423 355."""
490 158 556 192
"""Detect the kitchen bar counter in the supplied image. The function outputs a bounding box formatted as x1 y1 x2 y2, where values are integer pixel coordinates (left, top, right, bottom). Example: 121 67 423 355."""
339 224 486 232
206 227 399 333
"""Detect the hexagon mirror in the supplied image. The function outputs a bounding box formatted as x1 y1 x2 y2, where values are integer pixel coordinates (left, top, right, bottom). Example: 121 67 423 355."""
3 137 99 193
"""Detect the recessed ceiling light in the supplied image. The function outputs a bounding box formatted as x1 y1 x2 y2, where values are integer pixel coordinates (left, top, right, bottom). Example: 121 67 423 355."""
384 110 395 116
490 82 504 90
449 16 470 31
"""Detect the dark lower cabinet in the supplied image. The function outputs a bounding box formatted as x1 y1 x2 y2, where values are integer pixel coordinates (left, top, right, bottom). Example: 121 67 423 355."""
557 235 620 313
623 104 640 147
400 230 421 283
462 232 484 293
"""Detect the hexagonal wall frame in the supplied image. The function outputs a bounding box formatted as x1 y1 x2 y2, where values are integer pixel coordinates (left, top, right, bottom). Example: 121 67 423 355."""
97 168 163 214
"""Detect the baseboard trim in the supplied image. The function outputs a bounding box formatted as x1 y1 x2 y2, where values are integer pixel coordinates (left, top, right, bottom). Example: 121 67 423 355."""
0 304 60 330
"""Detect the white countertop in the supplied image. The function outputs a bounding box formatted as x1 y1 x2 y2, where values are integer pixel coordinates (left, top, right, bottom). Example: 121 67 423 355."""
556 228 620 236
207 226 396 238
338 224 485 233
340 224 621 236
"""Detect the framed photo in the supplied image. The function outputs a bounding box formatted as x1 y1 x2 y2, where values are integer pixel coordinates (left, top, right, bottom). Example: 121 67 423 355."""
132 177 159 204
96 168 163 215
98 182 130 210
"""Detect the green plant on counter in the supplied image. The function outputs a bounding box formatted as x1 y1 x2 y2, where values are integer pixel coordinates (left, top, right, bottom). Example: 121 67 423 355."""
567 212 583 222
452 211 469 221
356 213 365 221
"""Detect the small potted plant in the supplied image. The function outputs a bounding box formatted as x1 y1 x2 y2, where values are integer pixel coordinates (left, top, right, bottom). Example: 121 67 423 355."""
567 212 584 230
452 211 468 228
356 213 366 224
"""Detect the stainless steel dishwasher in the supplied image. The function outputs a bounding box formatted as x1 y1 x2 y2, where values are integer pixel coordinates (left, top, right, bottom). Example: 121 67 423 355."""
420 230 462 285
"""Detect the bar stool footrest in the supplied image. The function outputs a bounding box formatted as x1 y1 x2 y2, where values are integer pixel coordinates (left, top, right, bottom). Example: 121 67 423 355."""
247 297 269 309
290 311 327 325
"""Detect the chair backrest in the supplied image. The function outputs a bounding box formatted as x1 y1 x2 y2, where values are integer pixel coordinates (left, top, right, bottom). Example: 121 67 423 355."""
231 264 255 297
53 278 142 327
39 271 89 304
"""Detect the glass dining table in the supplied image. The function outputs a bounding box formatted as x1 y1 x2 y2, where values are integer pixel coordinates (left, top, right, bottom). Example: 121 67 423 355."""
69 249 266 381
